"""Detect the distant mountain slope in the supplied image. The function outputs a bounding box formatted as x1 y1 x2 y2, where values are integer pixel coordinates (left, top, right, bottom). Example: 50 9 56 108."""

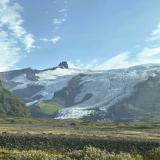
0 81 30 117
54 65 157 119
0 62 80 105
29 100 63 117
1 62 160 120
91 72 160 121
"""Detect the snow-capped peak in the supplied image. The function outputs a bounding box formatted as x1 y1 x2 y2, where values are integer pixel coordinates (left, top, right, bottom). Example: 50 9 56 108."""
36 67 81 81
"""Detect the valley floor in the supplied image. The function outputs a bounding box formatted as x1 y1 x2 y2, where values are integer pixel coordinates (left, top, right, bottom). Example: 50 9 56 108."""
0 118 160 159
0 118 160 140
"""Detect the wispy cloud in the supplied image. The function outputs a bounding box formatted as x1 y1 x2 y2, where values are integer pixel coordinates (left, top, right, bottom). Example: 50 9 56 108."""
95 53 130 70
0 0 35 71
73 46 160 71
58 8 67 13
146 23 160 41
53 18 63 25
51 36 62 44
23 34 35 51
72 22 160 71
40 0 69 45
0 30 21 71
94 47 160 70
137 47 160 64
91 22 160 71
40 36 62 44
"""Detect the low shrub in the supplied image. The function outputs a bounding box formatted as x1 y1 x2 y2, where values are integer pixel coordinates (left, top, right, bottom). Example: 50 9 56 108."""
144 147 160 160
7 150 71 160
0 147 144 160
0 134 159 153
68 147 143 160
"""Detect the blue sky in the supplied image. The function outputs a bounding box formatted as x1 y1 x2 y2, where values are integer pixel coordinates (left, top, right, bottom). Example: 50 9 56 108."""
1 0 160 71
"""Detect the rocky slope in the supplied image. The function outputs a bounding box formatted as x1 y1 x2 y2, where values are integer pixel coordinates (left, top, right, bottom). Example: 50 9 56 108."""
105 71 160 121
85 72 160 121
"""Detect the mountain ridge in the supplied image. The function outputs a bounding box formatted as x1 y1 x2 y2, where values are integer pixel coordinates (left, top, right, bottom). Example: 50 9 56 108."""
0 62 160 120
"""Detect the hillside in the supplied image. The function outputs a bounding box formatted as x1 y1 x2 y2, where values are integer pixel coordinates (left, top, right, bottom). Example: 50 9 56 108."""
0 81 30 117
91 72 160 121
29 100 63 117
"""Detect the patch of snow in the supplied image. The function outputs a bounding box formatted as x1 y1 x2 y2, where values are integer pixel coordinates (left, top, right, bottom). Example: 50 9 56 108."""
11 74 32 90
55 107 94 119
36 68 82 81
34 68 85 100
37 76 73 100
26 100 39 106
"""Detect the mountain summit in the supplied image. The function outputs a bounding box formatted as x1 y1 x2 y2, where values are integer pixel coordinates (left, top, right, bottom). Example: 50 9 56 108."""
58 61 69 69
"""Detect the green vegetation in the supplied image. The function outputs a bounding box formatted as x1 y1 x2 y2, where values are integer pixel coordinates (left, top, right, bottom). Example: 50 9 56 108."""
0 118 160 159
0 118 160 139
30 101 63 116
0 133 159 153
0 84 29 117
144 147 160 160
2 147 160 160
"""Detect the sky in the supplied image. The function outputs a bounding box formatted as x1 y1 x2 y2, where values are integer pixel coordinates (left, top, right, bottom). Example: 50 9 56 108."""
1 0 160 71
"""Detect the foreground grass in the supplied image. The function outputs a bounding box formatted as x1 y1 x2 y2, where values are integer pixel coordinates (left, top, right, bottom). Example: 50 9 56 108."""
0 147 145 160
0 118 160 159
1 147 160 160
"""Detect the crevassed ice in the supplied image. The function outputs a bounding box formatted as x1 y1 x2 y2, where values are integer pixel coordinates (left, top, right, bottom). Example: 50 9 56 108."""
55 107 94 119
74 70 149 110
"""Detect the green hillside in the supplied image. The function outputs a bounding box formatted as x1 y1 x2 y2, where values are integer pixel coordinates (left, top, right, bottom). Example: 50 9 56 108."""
30 101 63 117
0 82 30 117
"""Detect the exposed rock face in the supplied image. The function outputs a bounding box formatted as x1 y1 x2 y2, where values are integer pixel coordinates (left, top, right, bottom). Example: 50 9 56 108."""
12 84 44 103
58 61 69 69
53 74 92 107
0 68 39 82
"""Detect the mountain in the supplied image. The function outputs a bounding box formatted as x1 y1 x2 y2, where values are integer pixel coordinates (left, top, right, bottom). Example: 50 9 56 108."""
0 61 79 106
0 80 30 117
0 62 160 120
88 72 160 121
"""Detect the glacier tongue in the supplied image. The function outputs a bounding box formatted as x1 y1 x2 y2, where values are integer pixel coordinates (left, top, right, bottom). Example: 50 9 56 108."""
55 107 94 119
55 67 158 119
74 69 148 109
35 68 86 100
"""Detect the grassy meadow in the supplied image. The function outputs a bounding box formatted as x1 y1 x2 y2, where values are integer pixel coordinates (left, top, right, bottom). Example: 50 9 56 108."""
0 118 160 159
